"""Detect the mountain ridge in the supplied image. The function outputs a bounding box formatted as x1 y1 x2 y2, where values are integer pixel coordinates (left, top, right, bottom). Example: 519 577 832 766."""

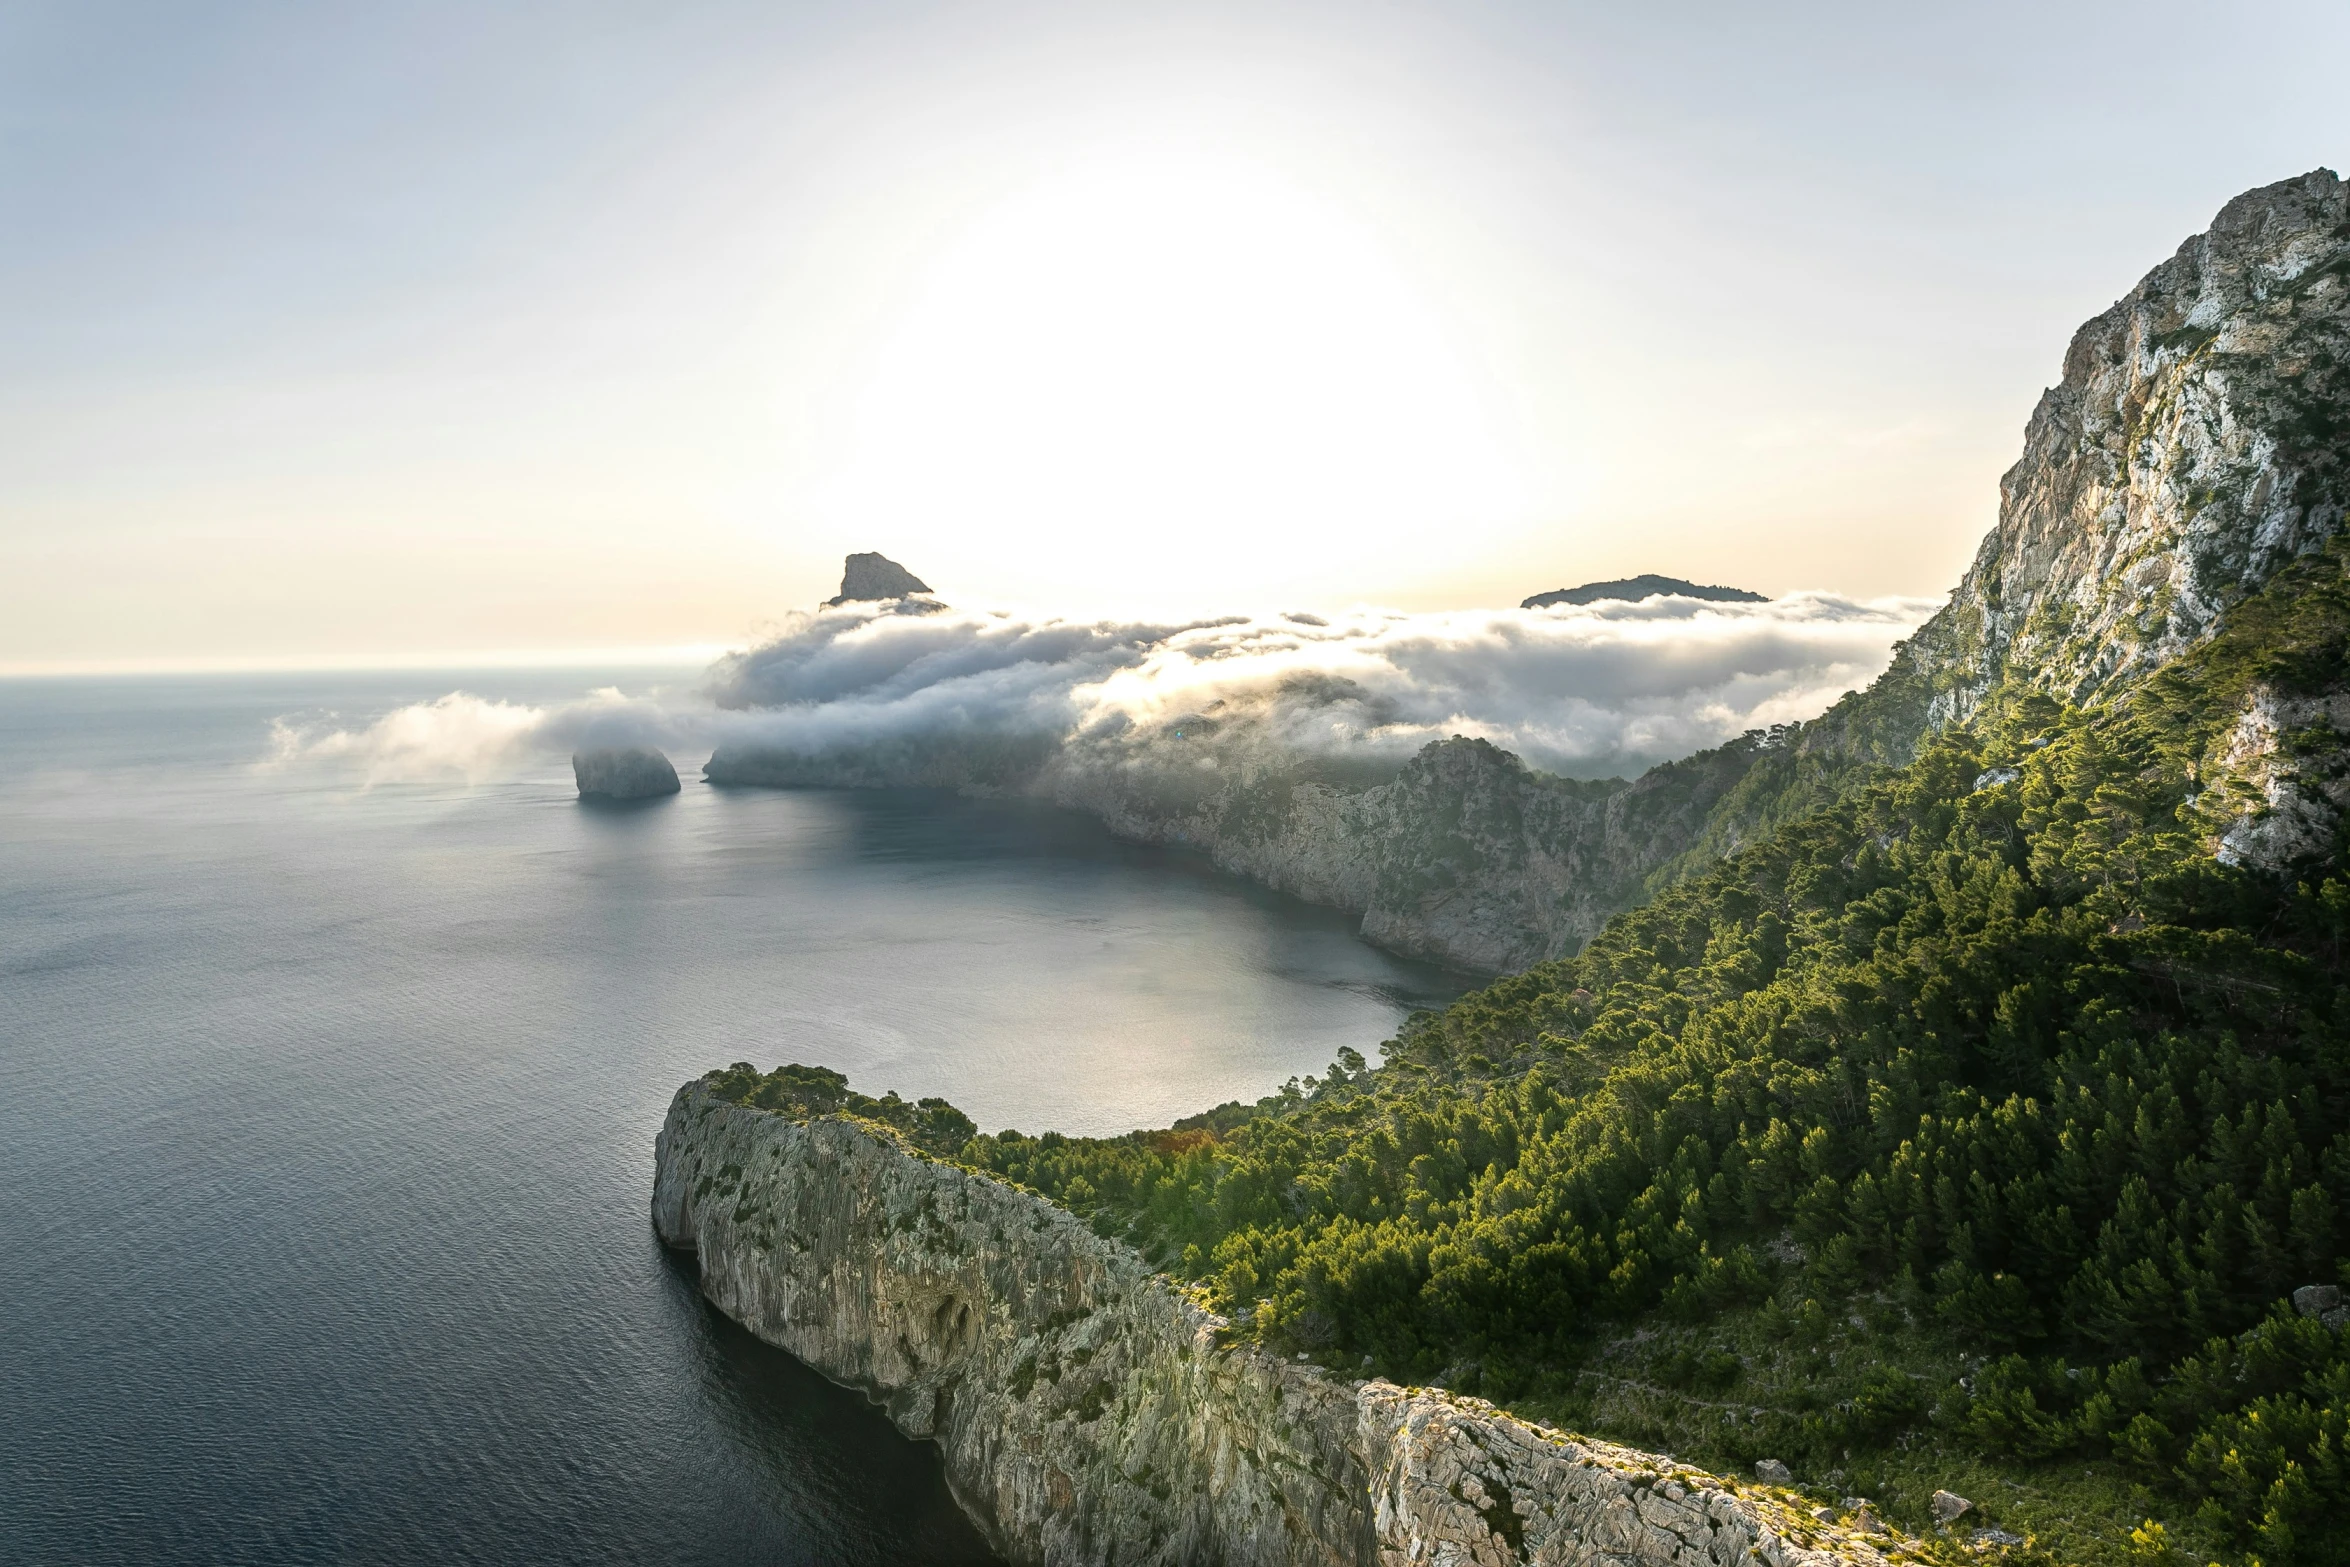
1522 575 1768 610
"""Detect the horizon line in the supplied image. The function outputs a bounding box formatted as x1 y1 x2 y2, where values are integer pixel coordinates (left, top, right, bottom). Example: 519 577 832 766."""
0 643 735 680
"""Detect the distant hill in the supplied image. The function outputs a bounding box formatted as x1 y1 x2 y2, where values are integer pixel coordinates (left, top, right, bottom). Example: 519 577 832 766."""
1520 574 1766 609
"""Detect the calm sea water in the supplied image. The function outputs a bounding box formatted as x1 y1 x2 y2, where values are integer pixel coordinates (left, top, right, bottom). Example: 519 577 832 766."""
0 670 1462 1566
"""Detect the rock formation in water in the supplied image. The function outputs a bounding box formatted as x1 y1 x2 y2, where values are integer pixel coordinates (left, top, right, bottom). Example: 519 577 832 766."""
826 551 945 610
1520 575 1766 610
712 171 2350 964
572 746 681 800
654 1079 1902 1567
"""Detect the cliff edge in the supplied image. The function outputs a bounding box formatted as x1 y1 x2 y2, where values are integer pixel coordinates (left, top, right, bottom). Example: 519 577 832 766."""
654 1079 1908 1567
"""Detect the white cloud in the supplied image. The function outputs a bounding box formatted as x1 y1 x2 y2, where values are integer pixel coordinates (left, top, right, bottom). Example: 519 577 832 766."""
708 590 1938 779
264 589 1938 787
262 687 685 786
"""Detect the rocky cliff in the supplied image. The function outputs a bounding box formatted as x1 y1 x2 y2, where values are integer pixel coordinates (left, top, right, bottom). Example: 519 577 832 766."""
654 1080 1903 1567
828 550 942 607
1902 168 2350 726
1042 735 1774 974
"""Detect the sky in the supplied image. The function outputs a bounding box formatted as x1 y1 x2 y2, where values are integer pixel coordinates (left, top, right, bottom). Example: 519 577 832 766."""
5 0 2347 672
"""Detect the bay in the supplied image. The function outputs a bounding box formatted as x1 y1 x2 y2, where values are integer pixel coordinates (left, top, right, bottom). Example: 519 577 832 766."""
0 669 1459 1565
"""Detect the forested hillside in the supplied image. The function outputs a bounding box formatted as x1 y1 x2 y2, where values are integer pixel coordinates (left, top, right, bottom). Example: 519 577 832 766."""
714 536 2350 1565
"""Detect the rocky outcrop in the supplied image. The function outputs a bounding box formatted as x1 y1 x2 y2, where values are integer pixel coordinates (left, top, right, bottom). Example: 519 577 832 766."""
827 551 945 609
572 745 681 800
1521 577 1766 610
1903 169 2350 724
2199 685 2350 871
654 1080 1903 1567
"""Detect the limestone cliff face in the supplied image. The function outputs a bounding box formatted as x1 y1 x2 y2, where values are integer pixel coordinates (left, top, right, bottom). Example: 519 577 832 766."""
2201 685 2350 871
654 1081 1900 1567
1045 737 1770 974
1907 169 2350 724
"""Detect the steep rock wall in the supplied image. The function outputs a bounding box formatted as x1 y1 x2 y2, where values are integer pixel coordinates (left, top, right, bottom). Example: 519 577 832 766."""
654 1081 1900 1567
1047 736 1771 974
1906 169 2350 723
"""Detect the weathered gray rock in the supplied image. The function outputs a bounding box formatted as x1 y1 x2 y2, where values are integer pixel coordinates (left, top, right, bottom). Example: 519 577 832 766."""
572 746 680 800
1929 1491 1972 1526
826 551 940 607
1754 1461 1794 1486
2294 1283 2345 1318
654 1081 1901 1567
1043 734 1771 974
1908 170 2350 728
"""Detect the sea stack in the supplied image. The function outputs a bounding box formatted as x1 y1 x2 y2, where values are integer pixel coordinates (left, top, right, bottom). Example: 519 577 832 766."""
825 552 945 611
572 746 681 800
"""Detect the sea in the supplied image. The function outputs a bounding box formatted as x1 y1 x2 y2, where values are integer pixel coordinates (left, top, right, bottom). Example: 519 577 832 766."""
0 668 1464 1565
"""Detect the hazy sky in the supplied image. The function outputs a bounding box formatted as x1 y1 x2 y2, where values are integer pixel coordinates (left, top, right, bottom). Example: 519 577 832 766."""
6 1 2346 671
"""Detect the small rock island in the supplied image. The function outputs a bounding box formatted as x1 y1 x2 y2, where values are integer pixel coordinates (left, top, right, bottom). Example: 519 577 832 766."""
572 746 681 800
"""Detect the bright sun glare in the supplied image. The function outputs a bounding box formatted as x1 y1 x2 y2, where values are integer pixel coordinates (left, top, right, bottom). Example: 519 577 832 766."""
817 140 1531 597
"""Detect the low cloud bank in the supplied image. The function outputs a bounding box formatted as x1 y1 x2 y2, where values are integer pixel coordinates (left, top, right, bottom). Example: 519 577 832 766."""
705 592 1938 780
265 591 1939 787
262 687 694 785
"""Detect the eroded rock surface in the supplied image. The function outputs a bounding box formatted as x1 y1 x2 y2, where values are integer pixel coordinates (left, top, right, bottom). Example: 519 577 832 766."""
654 1081 1903 1567
1048 734 1773 973
827 551 943 609
1907 169 2350 724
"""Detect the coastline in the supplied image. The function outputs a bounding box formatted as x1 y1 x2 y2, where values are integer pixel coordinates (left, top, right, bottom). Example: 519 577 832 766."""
654 1079 1907 1567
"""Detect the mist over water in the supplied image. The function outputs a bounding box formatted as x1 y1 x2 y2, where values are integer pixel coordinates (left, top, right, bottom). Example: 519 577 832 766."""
264 589 1938 790
0 670 1460 1565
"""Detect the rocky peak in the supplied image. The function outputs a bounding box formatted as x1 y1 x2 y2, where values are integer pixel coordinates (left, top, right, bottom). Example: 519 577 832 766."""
825 552 939 607
1911 168 2350 723
1522 574 1765 610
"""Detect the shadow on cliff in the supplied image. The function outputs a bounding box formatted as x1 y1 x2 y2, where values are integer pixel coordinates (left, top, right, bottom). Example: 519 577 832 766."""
651 1244 1005 1564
